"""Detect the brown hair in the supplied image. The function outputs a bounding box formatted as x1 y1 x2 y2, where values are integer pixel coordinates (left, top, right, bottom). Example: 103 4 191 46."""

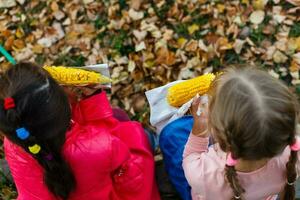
208 67 298 199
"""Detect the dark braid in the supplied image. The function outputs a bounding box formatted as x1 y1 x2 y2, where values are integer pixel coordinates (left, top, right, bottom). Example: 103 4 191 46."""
283 149 298 200
225 165 245 199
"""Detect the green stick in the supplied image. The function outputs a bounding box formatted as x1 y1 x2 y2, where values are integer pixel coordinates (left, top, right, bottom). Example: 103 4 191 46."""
0 45 16 65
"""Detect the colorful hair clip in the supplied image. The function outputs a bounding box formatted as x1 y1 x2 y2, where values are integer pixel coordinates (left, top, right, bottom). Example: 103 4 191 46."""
226 152 238 166
16 128 30 140
45 153 53 161
4 97 15 110
290 137 300 151
28 144 41 154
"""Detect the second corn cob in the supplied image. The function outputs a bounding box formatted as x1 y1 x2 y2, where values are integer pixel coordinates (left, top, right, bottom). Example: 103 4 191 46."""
43 66 111 85
167 73 215 107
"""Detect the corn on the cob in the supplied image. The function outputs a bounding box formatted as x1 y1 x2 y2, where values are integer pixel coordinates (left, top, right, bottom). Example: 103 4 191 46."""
167 73 215 107
43 66 111 85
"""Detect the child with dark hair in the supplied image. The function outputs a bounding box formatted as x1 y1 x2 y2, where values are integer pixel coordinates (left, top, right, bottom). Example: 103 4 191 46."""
0 62 160 200
182 67 300 200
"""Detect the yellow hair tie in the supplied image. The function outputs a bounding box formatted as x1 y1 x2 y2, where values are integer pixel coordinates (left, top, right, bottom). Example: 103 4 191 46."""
28 144 41 154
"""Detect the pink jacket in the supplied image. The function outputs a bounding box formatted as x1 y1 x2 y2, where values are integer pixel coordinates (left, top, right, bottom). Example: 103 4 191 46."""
4 92 160 200
182 134 298 200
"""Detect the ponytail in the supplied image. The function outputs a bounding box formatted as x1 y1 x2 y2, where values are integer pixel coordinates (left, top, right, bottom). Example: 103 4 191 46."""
225 165 245 200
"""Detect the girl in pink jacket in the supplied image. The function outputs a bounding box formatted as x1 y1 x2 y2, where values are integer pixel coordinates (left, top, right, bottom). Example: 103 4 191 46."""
0 62 160 200
181 67 300 200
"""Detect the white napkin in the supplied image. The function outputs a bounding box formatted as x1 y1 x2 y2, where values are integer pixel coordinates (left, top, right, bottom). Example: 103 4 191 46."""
145 80 196 134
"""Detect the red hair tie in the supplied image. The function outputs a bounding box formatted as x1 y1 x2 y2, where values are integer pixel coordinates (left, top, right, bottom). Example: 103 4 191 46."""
4 97 15 110
290 137 300 151
226 152 238 166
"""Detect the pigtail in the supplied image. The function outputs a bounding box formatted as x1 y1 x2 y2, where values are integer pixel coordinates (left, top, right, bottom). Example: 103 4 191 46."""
282 150 298 200
225 165 245 200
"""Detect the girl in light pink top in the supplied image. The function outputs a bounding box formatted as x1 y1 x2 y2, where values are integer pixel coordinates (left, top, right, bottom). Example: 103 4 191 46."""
183 67 300 200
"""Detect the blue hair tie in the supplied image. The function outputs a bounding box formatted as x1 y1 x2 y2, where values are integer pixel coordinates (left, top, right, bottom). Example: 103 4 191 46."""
16 128 30 140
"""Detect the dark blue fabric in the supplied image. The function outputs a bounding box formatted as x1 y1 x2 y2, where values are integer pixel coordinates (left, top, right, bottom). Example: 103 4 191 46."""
159 115 193 200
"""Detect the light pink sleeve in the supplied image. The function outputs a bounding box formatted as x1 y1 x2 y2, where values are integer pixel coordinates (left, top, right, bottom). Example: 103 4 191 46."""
182 134 209 191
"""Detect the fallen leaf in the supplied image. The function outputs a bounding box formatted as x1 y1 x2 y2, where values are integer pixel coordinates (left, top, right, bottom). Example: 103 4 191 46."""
129 8 144 21
4 35 14 50
16 0 25 4
275 13 286 23
130 0 142 10
14 48 33 61
163 29 173 41
253 0 268 10
286 0 300 6
155 47 176 66
15 28 25 38
83 0 94 4
233 39 246 54
50 1 59 12
263 25 276 35
0 0 16 8
273 50 288 63
54 10 65 21
293 53 300 64
177 37 188 48
135 41 146 52
217 37 233 51
13 39 25 50
32 44 44 54
185 40 198 52
198 40 208 52
188 24 200 35
290 60 300 72
217 4 225 13
133 30 147 41
250 10 265 24
128 60 136 72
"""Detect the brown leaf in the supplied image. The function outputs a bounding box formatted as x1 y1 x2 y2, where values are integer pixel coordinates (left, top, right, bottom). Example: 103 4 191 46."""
1 30 11 37
13 39 25 50
205 33 219 44
50 1 59 12
185 40 198 52
132 94 146 112
32 44 43 54
262 25 276 35
290 60 300 72
130 0 142 10
4 35 14 50
155 47 176 66
217 37 233 51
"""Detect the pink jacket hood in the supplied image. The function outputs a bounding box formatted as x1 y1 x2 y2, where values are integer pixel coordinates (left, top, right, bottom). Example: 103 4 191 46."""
4 92 160 200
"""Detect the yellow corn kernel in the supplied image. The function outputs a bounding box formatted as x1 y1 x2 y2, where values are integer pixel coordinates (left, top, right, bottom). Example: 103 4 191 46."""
167 73 215 107
43 66 111 85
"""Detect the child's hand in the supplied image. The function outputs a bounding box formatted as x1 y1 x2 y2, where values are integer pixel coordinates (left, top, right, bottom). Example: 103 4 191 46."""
63 84 102 102
190 95 209 137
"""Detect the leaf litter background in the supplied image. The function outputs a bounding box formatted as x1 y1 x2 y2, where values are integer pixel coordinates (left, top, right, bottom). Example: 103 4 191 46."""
0 0 300 199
